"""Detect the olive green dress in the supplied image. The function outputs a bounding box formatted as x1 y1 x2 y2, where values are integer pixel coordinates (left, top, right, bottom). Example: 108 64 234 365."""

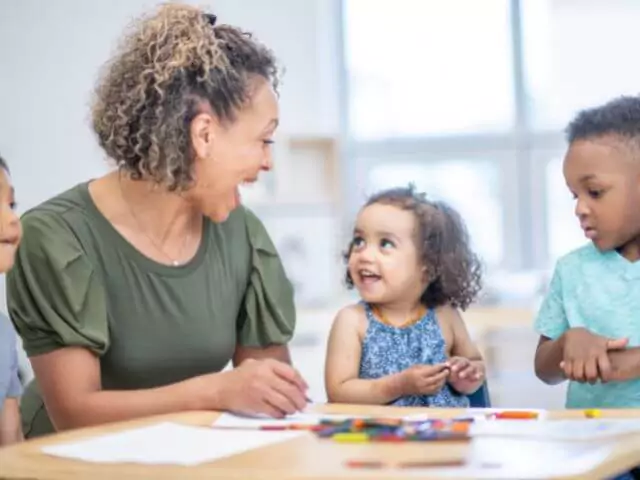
6 182 295 438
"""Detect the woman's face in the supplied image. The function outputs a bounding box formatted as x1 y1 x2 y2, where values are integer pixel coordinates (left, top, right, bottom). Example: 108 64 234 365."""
188 78 279 222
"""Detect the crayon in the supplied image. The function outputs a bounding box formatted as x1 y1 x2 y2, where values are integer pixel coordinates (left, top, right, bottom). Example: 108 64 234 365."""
372 433 404 442
450 422 471 433
332 432 370 443
345 459 384 469
398 459 466 468
492 411 539 420
259 424 316 431
351 418 366 429
345 459 467 469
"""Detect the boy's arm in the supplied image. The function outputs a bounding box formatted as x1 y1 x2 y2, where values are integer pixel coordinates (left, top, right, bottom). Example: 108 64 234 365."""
0 398 23 445
441 305 485 395
534 265 630 384
606 348 640 382
324 306 406 404
534 335 567 385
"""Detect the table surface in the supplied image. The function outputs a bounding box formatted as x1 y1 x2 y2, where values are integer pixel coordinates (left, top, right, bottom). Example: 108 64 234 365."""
2 404 640 480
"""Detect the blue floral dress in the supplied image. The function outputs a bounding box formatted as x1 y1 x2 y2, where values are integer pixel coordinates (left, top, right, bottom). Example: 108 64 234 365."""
359 302 469 407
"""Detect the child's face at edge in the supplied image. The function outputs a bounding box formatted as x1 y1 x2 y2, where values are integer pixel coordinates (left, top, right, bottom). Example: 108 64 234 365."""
348 203 427 307
0 168 21 272
563 137 640 259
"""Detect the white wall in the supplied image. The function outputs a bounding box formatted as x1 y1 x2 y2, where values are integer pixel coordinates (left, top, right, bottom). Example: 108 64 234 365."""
0 0 342 312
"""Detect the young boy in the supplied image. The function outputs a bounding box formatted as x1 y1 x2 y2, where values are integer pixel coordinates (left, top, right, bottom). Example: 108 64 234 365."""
534 95 640 409
0 154 23 446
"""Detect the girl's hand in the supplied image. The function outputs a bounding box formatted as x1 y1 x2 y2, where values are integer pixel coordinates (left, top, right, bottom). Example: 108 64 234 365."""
447 356 484 394
447 356 482 381
400 364 450 396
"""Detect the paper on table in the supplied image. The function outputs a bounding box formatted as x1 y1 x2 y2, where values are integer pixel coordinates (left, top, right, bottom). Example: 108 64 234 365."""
469 418 640 441
213 411 375 429
41 422 305 466
419 437 615 479
458 407 549 419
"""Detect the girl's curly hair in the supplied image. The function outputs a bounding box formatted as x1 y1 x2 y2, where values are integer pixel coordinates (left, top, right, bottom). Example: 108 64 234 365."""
91 3 279 191
344 184 483 310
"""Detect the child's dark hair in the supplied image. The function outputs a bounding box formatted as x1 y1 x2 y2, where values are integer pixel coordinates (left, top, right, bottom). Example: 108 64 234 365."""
344 184 483 310
0 154 9 173
566 95 640 148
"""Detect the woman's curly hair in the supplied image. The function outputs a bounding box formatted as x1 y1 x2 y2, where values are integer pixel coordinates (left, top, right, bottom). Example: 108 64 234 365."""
344 184 483 310
91 3 279 190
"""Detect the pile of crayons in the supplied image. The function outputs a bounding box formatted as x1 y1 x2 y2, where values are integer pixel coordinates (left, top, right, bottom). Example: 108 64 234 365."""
311 417 473 443
258 410 545 443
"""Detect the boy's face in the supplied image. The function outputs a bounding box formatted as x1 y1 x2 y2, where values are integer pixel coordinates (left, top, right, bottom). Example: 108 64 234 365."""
563 136 640 256
348 203 426 306
0 168 21 272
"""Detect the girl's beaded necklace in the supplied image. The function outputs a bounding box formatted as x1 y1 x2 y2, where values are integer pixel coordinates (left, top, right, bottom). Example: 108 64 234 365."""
371 304 427 329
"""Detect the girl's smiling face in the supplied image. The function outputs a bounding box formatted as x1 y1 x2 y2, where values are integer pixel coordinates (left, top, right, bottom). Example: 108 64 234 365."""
347 203 427 306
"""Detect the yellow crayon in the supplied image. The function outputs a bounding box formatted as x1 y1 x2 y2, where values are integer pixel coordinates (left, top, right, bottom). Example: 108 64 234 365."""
584 409 601 418
332 432 370 443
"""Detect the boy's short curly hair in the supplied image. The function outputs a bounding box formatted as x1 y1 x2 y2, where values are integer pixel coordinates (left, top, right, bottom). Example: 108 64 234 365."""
91 3 279 191
344 184 483 310
566 95 640 148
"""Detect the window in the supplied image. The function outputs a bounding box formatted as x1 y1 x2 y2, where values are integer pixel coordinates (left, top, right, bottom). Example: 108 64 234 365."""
544 157 587 262
522 0 640 129
345 0 514 139
365 159 504 267
343 0 640 276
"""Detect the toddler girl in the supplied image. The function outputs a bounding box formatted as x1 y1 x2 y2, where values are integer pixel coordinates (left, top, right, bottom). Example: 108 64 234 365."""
325 185 485 407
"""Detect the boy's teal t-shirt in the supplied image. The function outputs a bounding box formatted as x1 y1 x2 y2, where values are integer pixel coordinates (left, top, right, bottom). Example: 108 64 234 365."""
535 242 640 409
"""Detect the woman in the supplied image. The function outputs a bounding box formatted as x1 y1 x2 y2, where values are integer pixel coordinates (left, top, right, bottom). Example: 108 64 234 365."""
7 3 308 438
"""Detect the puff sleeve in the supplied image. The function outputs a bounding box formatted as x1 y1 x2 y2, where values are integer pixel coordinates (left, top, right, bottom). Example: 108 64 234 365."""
6 211 108 357
236 209 296 347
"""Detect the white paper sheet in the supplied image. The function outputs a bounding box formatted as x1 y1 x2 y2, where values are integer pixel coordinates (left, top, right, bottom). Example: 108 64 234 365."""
41 422 305 466
469 418 640 441
457 407 549 420
417 438 615 478
213 411 375 429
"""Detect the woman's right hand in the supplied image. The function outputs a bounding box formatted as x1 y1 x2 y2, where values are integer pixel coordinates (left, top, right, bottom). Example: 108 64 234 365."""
213 358 309 418
400 364 450 396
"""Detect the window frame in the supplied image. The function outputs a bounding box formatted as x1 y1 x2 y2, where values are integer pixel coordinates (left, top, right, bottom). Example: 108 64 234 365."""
337 0 571 272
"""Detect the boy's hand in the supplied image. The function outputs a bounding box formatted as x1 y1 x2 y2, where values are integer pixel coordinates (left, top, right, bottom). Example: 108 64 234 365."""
447 357 484 394
400 364 450 396
559 327 628 383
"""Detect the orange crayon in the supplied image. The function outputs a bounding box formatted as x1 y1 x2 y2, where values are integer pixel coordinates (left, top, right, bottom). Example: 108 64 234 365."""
492 411 539 420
